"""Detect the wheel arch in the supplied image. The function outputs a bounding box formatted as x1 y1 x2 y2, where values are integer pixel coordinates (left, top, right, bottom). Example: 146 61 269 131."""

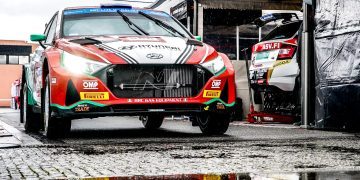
42 58 49 88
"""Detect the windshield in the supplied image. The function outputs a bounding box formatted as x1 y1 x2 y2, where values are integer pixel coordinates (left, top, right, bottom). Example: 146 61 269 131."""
62 8 191 38
261 21 302 41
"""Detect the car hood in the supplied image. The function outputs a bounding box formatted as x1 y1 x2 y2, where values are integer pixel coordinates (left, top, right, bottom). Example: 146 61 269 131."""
60 36 216 65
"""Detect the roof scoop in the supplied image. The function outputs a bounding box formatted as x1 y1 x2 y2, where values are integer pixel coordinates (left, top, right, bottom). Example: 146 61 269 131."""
69 37 102 45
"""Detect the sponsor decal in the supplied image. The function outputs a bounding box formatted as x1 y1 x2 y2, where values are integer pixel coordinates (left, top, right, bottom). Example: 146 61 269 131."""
80 92 109 100
211 80 222 89
118 45 181 51
254 42 281 52
129 98 188 103
260 14 275 21
83 80 99 90
262 42 281 50
51 78 57 84
216 102 226 110
203 90 221 98
273 60 291 68
146 53 164 59
119 37 165 43
74 104 90 112
204 106 209 111
64 8 168 17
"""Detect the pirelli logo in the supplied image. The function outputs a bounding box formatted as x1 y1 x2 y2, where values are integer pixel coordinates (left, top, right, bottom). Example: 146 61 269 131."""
80 92 109 100
203 90 221 98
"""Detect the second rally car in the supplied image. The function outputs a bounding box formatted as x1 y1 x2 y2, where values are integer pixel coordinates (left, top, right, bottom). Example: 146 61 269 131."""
21 4 236 137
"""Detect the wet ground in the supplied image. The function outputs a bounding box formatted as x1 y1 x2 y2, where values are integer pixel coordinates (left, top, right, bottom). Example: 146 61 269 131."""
0 110 359 179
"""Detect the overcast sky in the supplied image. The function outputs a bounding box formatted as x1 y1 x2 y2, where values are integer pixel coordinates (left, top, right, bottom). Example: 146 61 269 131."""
0 0 156 41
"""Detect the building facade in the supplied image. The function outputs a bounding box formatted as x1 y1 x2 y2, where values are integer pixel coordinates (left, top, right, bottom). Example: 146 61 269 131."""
0 40 38 107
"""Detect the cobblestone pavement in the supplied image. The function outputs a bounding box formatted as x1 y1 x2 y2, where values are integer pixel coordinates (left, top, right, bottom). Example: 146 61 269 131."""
0 137 360 179
0 110 359 179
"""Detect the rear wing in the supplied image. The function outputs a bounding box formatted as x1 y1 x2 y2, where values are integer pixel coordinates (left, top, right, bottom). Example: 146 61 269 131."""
253 13 299 28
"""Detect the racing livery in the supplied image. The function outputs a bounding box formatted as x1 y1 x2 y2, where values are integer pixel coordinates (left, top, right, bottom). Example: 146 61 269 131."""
20 4 236 137
249 13 302 115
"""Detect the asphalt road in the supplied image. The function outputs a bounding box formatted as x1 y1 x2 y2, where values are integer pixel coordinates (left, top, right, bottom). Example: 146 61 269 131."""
0 111 354 145
0 110 360 179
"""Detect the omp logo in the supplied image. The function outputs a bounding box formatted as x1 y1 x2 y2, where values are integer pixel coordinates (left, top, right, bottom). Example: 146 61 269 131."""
80 92 109 100
203 90 221 98
83 80 98 90
211 80 221 89
146 53 164 59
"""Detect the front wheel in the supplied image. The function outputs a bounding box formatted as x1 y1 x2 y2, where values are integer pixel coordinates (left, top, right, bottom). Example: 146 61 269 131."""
43 75 71 138
197 113 230 135
20 82 41 132
141 115 164 130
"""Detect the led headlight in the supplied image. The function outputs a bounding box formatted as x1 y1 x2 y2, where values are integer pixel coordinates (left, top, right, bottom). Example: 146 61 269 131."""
61 51 108 75
201 55 225 75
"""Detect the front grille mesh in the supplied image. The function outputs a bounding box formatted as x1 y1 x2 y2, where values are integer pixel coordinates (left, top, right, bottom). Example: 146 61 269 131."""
163 66 193 97
104 65 211 98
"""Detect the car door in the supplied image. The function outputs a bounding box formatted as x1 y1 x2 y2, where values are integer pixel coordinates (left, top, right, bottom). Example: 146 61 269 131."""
31 13 58 106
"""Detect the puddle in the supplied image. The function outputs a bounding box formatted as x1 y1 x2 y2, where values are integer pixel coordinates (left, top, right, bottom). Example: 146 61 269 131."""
323 146 360 154
82 171 360 180
170 152 230 159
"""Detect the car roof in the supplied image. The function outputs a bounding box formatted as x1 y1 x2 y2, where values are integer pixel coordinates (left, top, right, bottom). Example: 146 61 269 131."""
63 5 162 13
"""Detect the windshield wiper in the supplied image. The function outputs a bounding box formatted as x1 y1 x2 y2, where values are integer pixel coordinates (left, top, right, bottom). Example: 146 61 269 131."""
117 10 149 35
138 11 185 38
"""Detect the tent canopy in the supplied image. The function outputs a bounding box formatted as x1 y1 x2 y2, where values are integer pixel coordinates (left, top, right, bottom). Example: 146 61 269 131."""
199 0 301 10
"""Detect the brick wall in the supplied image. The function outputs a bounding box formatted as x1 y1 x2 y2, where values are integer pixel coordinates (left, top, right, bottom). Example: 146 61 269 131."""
0 65 22 107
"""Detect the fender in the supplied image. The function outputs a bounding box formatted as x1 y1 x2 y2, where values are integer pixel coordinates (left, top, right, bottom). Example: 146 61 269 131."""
42 47 62 88
219 52 235 76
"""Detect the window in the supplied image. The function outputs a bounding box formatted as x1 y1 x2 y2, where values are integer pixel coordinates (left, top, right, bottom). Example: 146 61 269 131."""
62 10 190 38
19 56 29 64
45 14 58 44
0 55 6 64
261 21 301 41
9 56 19 64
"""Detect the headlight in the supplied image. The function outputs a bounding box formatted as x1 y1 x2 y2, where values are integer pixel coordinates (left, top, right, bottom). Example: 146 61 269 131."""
61 51 108 75
201 55 225 75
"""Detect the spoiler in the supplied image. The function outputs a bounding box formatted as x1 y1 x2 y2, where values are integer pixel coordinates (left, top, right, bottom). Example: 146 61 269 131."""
253 13 299 28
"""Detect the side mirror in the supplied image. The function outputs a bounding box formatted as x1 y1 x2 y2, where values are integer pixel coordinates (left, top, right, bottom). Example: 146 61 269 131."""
30 34 46 42
195 36 202 42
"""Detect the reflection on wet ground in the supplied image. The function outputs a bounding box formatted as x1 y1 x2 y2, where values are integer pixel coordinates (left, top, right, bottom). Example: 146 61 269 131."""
83 171 360 180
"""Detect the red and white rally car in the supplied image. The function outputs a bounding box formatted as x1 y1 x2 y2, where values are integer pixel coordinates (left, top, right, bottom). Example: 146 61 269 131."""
249 13 302 116
21 4 236 137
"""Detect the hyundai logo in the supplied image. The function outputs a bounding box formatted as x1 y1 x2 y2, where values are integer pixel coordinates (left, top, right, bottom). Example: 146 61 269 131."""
146 53 164 59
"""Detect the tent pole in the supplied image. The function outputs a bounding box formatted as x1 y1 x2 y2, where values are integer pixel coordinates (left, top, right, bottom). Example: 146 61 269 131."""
236 26 239 61
301 2 309 129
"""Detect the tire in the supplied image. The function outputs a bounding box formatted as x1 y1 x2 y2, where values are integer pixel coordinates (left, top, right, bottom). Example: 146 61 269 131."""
20 82 41 132
253 90 262 104
141 115 164 130
230 98 243 121
197 113 230 135
43 75 71 138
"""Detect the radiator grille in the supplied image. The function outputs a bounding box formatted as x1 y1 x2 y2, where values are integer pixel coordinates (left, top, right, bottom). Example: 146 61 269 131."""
105 65 211 98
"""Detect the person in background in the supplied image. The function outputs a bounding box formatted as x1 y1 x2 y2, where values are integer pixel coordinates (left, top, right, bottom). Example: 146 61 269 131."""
10 79 21 110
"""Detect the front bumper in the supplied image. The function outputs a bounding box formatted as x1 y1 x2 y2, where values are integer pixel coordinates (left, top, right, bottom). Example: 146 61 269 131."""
49 64 236 119
52 99 235 119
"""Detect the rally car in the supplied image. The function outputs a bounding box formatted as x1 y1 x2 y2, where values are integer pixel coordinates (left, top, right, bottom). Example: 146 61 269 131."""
249 13 302 115
20 4 236 137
